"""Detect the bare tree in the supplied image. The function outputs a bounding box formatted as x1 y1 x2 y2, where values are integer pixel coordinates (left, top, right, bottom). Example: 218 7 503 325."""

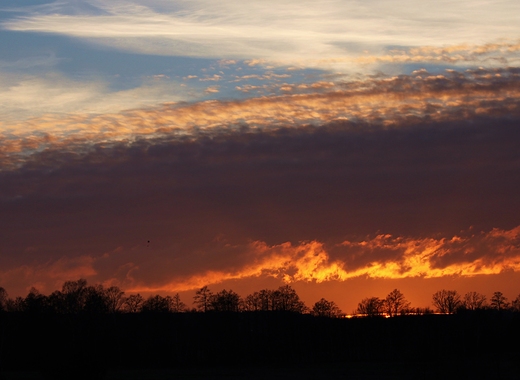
412 307 433 315
432 290 461 314
123 294 144 313
141 295 171 313
61 279 88 313
312 298 342 318
258 289 273 311
0 287 8 311
271 285 308 313
210 289 241 312
490 291 509 311
104 286 125 313
511 294 520 312
170 293 187 313
84 284 110 313
357 297 383 316
462 291 487 310
384 289 411 317
5 297 25 312
47 290 65 313
243 292 262 311
193 286 213 312
24 287 47 313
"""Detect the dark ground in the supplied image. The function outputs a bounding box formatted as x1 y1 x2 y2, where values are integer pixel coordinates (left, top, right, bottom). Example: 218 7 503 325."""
1 311 519 379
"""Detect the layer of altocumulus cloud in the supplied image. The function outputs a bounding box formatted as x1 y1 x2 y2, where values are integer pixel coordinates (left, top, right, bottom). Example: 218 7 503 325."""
4 0 520 66
1 105 520 295
1 32 519 122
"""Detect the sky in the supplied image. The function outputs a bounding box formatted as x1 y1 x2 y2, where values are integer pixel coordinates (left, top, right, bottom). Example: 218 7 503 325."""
1 0 520 313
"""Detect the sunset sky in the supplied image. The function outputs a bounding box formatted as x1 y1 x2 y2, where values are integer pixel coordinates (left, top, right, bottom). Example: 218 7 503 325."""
1 0 520 313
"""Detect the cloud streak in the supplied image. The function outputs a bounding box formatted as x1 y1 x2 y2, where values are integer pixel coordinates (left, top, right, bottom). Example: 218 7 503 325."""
4 0 520 68
0 72 187 122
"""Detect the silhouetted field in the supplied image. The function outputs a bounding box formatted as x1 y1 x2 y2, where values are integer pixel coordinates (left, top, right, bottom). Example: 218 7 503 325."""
1 311 519 379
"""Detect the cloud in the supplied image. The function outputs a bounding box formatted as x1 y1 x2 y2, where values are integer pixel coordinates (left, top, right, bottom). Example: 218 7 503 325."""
2 110 520 246
1 65 520 297
2 66 520 169
0 71 187 122
3 226 520 296
0 53 63 71
204 85 220 94
3 0 520 69
353 41 520 66
0 256 97 295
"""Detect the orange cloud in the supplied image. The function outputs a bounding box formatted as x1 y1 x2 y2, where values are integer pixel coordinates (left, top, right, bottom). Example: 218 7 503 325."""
126 226 520 294
2 225 520 297
0 255 97 295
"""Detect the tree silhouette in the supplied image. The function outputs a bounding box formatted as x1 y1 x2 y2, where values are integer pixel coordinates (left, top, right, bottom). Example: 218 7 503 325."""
170 293 187 313
432 290 461 314
141 295 171 313
104 286 125 313
210 289 241 312
357 297 383 316
490 291 509 311
462 291 487 310
193 286 213 312
243 289 275 311
270 285 307 313
243 291 262 311
46 290 66 313
123 294 144 313
412 306 433 315
23 287 47 313
257 289 272 311
0 287 8 312
511 294 520 312
61 279 88 313
83 285 110 314
311 298 342 318
384 289 411 316
5 296 25 312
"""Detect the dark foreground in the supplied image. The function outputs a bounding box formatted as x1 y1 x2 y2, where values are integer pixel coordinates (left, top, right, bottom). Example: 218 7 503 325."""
1 311 519 379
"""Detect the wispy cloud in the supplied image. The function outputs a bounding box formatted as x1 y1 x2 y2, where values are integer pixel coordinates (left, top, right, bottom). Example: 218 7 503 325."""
0 71 186 122
0 53 63 70
0 256 97 295
4 0 520 68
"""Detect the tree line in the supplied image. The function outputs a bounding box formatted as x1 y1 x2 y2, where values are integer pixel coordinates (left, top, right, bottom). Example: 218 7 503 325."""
0 280 519 316
0 281 339 317
355 288 520 316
